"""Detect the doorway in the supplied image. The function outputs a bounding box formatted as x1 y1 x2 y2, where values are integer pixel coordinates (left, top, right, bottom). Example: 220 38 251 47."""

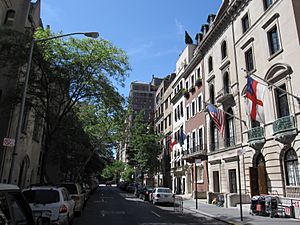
213 171 220 192
249 153 268 196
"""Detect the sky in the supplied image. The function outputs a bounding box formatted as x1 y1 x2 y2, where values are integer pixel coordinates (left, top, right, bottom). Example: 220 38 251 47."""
41 0 222 97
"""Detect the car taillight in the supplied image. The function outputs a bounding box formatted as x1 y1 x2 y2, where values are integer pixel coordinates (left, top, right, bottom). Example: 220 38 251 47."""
156 194 160 198
59 204 68 213
146 191 148 195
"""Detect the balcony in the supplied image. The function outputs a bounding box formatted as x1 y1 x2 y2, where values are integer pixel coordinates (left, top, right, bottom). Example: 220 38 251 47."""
247 127 265 150
155 113 164 123
273 115 298 144
182 145 207 163
171 88 184 104
216 88 235 107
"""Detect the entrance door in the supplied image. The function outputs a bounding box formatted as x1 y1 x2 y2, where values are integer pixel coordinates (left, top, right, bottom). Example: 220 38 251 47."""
249 153 268 196
213 171 220 192
229 169 237 193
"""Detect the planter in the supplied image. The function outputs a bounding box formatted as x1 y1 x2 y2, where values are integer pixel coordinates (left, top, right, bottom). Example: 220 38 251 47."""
195 79 202 87
189 86 195 93
183 89 190 98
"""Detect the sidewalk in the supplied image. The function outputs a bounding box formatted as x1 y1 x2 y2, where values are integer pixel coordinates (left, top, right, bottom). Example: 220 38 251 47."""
180 197 299 225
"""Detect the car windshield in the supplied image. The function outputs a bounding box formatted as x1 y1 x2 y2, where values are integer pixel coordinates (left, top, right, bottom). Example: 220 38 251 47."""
157 188 172 193
23 190 60 204
60 184 78 194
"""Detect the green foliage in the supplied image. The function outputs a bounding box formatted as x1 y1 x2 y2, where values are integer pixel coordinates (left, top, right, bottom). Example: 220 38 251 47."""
128 110 163 176
26 28 130 181
101 161 125 180
122 165 135 182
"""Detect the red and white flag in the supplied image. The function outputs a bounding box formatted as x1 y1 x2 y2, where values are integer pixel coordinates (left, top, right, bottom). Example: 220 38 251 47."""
169 135 176 152
245 76 266 123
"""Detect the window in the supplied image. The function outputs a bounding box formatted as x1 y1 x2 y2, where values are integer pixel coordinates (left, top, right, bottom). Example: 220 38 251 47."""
284 149 300 186
229 169 237 193
208 56 213 73
199 128 203 150
268 25 280 55
242 13 250 33
169 114 171 126
174 108 177 122
198 95 203 112
4 10 15 26
209 85 215 104
225 108 235 147
197 68 201 79
221 41 227 59
223 72 230 94
191 75 195 86
264 0 273 10
180 102 183 117
186 106 190 120
211 122 219 151
187 135 190 153
185 81 189 89
192 131 196 152
245 48 254 72
191 101 195 116
275 84 289 118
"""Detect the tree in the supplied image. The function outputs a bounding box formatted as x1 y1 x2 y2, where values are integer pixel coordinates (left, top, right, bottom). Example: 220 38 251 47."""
26 28 130 182
101 160 135 182
128 110 163 177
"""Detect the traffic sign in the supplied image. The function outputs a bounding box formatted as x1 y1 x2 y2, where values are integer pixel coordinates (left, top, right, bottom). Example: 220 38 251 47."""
3 138 15 147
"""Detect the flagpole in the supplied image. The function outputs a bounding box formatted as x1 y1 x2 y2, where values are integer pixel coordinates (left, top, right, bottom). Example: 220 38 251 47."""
242 68 300 104
204 102 248 129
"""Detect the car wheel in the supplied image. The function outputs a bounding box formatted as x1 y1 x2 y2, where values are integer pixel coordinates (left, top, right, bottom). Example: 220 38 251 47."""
68 214 74 225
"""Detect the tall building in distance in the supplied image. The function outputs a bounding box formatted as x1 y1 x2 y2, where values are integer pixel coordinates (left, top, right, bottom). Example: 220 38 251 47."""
129 76 163 123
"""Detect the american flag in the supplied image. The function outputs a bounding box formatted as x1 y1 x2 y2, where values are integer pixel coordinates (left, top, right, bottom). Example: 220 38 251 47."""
207 103 225 136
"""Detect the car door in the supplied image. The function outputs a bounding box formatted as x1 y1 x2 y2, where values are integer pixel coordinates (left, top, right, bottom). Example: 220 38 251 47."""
7 191 36 225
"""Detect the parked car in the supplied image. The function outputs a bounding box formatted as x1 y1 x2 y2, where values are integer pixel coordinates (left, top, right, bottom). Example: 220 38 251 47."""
0 184 37 225
59 183 85 216
23 185 75 225
150 187 174 205
140 187 153 201
134 184 144 197
126 183 136 193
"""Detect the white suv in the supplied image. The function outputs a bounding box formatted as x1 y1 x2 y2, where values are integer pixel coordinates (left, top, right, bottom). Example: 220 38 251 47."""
23 185 75 225
59 183 85 216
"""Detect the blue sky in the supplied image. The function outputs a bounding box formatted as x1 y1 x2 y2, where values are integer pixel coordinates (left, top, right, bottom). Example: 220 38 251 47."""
41 0 222 97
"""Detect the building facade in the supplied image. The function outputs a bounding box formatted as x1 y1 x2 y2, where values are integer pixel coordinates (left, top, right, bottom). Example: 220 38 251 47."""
0 0 43 187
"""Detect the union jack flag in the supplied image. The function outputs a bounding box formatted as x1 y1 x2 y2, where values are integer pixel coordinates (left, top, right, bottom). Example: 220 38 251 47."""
207 103 225 136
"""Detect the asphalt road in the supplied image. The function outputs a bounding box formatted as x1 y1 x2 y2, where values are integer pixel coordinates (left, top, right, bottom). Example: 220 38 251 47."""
74 185 227 225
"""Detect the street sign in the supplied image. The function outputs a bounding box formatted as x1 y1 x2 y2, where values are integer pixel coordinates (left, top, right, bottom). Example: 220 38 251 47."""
195 159 202 166
3 138 15 147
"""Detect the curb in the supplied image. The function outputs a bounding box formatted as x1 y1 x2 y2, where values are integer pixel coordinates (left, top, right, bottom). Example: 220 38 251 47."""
183 206 238 225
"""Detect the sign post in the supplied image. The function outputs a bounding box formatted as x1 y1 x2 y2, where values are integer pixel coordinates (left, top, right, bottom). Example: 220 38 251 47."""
237 149 245 221
195 159 201 209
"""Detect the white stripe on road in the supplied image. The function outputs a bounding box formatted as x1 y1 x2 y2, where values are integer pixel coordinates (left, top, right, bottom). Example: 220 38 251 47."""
151 211 161 218
100 210 126 216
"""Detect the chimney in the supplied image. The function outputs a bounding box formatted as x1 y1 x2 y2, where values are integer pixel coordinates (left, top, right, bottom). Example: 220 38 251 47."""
207 14 216 27
195 33 203 45
201 24 209 35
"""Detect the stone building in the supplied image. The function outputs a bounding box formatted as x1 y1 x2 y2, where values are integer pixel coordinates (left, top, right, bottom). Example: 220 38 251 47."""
0 0 43 187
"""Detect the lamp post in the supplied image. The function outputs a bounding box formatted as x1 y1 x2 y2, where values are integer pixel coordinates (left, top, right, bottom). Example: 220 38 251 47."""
8 32 99 184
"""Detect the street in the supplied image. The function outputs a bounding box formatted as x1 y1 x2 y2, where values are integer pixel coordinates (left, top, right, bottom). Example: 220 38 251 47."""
74 185 227 225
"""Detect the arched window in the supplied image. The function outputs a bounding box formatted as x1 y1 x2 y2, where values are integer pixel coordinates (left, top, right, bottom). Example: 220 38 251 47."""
209 84 215 104
208 56 213 73
225 108 235 147
221 41 227 60
4 10 15 26
223 72 230 94
284 149 300 186
210 121 218 151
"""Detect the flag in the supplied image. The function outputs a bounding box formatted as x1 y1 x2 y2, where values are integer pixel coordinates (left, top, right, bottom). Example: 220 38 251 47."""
207 103 225 136
245 76 266 123
179 127 186 146
170 135 176 152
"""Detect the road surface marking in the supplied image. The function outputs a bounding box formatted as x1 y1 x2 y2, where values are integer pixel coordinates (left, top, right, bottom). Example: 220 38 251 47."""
151 211 161 218
100 210 126 216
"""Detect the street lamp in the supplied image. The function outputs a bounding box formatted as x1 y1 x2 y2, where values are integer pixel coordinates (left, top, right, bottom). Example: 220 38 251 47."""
8 31 99 184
